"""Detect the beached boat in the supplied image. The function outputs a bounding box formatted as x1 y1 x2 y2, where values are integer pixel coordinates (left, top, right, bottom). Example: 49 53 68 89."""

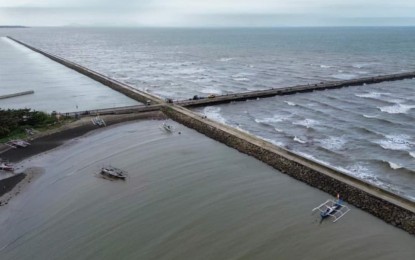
100 166 127 180
6 139 30 148
0 162 14 172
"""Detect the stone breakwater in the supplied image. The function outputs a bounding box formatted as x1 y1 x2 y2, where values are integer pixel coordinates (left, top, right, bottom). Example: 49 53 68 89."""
162 105 415 234
7 37 163 105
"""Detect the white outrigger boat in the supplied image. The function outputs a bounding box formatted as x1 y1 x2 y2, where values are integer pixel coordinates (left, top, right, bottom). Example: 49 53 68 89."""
100 166 127 180
312 194 350 222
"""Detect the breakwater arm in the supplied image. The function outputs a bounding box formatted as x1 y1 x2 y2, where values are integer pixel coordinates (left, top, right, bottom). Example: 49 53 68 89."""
6 37 164 106
177 73 415 107
0 90 34 100
161 104 415 234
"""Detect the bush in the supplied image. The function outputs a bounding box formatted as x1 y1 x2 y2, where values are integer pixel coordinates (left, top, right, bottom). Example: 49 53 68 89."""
0 109 59 139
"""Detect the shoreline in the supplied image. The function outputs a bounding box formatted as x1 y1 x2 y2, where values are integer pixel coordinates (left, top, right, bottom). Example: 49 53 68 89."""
0 111 166 201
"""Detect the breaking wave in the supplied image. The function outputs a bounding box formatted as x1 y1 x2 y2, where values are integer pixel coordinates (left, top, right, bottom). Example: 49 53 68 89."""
292 119 320 128
203 106 227 124
374 134 414 151
284 101 296 106
355 92 391 99
293 136 307 144
318 136 347 151
378 104 415 114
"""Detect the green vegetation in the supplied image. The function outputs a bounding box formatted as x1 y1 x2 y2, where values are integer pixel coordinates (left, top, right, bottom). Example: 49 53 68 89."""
0 109 64 141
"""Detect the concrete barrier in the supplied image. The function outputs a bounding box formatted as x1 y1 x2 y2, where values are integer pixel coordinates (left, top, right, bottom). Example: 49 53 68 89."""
162 104 415 234
7 37 164 105
177 74 415 107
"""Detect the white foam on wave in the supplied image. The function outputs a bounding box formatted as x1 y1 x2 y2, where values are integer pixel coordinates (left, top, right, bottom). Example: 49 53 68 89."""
378 104 415 114
292 119 319 128
362 114 378 119
203 106 227 124
274 127 283 133
218 57 234 62
387 161 403 170
331 73 357 80
318 136 346 150
284 101 296 106
355 92 391 99
233 77 250 82
375 134 414 151
262 137 285 147
293 136 307 144
409 151 415 158
254 115 287 125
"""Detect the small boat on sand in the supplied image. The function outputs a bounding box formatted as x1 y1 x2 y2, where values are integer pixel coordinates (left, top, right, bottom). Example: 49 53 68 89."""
0 162 14 172
100 166 127 180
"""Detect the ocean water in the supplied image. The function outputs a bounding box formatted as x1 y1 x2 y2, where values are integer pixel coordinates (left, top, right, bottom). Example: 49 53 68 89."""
2 27 415 199
3 27 415 100
198 79 415 199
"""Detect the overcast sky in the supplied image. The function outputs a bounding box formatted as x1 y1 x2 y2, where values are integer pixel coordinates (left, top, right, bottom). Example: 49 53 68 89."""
1 0 415 27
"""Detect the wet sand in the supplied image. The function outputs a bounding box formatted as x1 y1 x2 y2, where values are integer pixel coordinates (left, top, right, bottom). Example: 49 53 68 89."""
0 120 413 260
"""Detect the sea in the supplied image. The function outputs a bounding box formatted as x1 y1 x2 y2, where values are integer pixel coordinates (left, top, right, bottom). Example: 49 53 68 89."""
0 27 414 258
3 27 414 200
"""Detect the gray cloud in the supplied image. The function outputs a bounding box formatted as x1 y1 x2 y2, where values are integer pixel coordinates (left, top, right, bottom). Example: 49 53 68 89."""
1 0 415 26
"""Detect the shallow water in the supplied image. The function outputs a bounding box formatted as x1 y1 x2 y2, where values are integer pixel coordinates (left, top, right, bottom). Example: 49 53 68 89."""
0 121 413 259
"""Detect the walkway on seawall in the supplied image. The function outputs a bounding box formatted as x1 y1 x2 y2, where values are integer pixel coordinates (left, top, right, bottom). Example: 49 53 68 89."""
7 36 415 235
177 72 415 107
7 37 164 106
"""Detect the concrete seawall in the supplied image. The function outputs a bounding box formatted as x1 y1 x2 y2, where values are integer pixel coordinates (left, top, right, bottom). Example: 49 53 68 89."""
162 104 415 234
177 74 415 107
7 37 164 105
0 90 34 100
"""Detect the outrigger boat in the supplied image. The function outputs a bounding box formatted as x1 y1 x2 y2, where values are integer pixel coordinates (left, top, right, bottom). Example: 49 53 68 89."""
160 122 174 133
100 166 127 180
312 194 350 222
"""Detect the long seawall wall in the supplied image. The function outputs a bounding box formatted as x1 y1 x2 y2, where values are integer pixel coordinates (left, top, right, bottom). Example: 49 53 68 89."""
7 37 164 105
0 90 34 100
162 104 415 234
178 73 415 107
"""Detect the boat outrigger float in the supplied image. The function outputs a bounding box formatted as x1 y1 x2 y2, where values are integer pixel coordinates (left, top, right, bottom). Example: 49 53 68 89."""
312 194 350 222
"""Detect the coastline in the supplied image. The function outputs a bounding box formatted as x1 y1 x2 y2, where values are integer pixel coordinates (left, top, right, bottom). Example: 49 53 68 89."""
0 111 166 201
